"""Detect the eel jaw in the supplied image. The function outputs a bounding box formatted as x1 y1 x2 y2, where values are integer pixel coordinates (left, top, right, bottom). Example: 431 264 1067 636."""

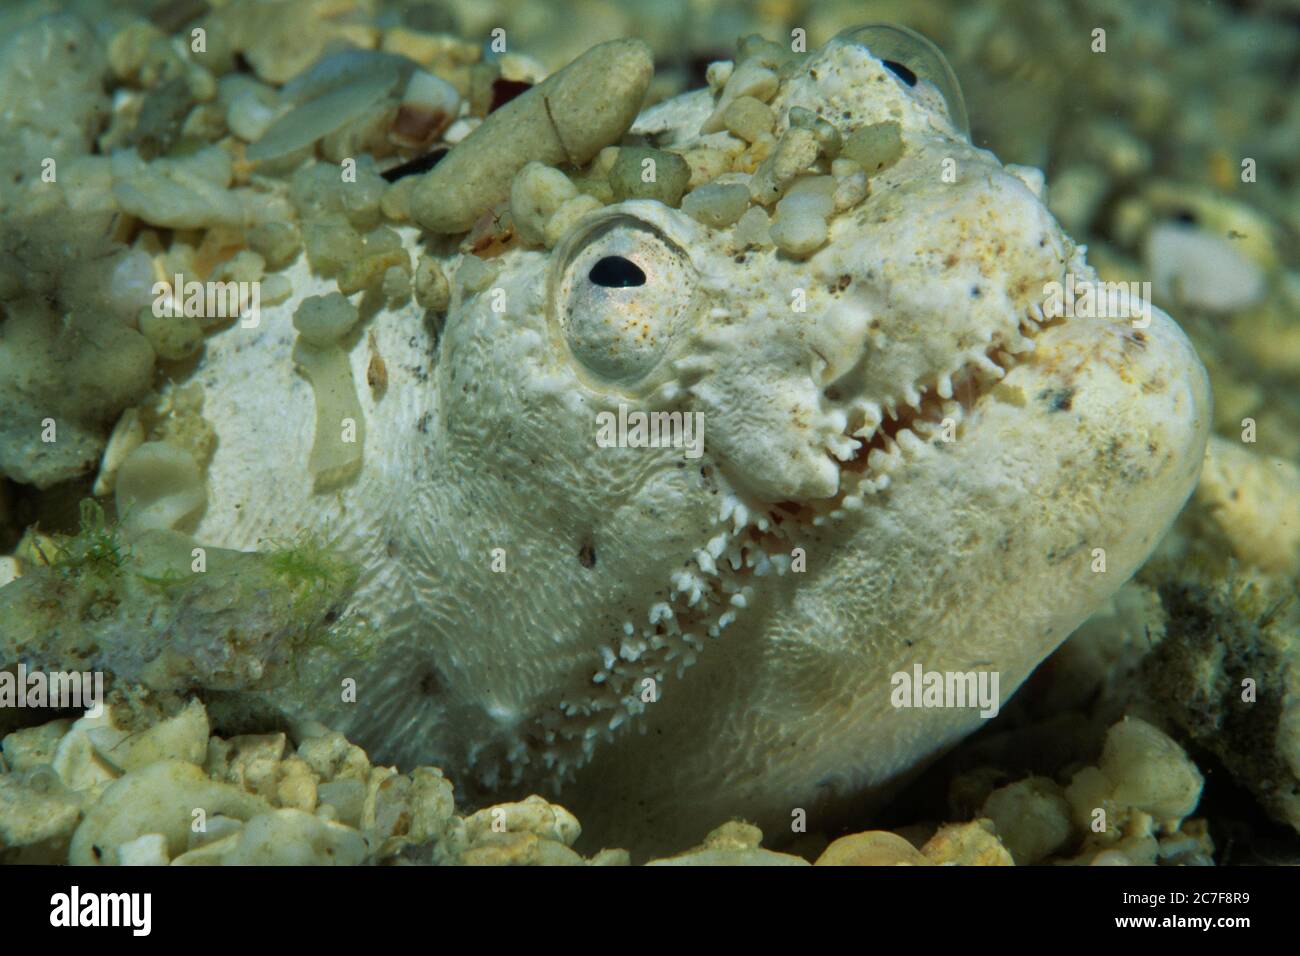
558 299 1210 855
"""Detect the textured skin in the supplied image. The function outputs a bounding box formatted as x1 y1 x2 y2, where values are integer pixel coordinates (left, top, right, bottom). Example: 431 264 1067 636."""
192 38 1211 853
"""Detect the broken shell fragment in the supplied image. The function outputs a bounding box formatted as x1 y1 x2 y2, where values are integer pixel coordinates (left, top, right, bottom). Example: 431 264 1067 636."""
247 67 400 163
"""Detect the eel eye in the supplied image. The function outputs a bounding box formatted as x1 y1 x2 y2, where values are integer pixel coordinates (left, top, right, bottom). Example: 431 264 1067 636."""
554 217 696 387
589 255 647 288
837 23 969 139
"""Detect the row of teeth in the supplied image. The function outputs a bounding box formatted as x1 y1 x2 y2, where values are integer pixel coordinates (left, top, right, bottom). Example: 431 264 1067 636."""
815 303 1057 518
692 302 1060 537
495 518 758 788
491 304 1059 788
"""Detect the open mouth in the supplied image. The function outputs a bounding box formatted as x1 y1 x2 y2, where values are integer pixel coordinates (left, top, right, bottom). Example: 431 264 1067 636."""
841 303 1064 488
522 282 1096 785
741 298 1070 536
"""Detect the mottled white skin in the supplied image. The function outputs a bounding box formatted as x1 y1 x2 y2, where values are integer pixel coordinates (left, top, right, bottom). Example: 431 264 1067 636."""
192 39 1210 854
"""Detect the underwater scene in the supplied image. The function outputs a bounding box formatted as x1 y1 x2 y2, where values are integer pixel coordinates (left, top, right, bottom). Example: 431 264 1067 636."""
0 0 1297 881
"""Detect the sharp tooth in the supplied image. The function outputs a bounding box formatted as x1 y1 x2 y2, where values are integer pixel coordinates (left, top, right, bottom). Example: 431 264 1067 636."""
706 533 728 558
828 434 860 461
937 374 954 399
897 429 926 454
912 419 938 439
1007 331 1036 354
867 447 898 472
851 400 883 438
732 503 750 530
975 354 1005 379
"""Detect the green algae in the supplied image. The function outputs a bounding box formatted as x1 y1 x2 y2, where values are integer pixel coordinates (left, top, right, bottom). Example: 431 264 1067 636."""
0 502 368 705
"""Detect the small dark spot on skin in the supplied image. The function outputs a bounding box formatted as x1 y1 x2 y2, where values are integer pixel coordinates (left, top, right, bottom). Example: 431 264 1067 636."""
971 286 982 298
416 412 431 434
418 669 444 696
734 254 746 264
1039 386 1075 411
882 59 918 86
1173 209 1198 226
578 542 597 569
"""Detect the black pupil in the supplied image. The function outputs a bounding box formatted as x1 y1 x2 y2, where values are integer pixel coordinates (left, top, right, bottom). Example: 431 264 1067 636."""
589 256 646 288
882 59 918 87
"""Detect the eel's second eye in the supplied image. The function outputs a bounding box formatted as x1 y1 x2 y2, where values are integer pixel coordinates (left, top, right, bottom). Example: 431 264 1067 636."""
589 256 647 288
553 217 696 387
837 23 969 139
